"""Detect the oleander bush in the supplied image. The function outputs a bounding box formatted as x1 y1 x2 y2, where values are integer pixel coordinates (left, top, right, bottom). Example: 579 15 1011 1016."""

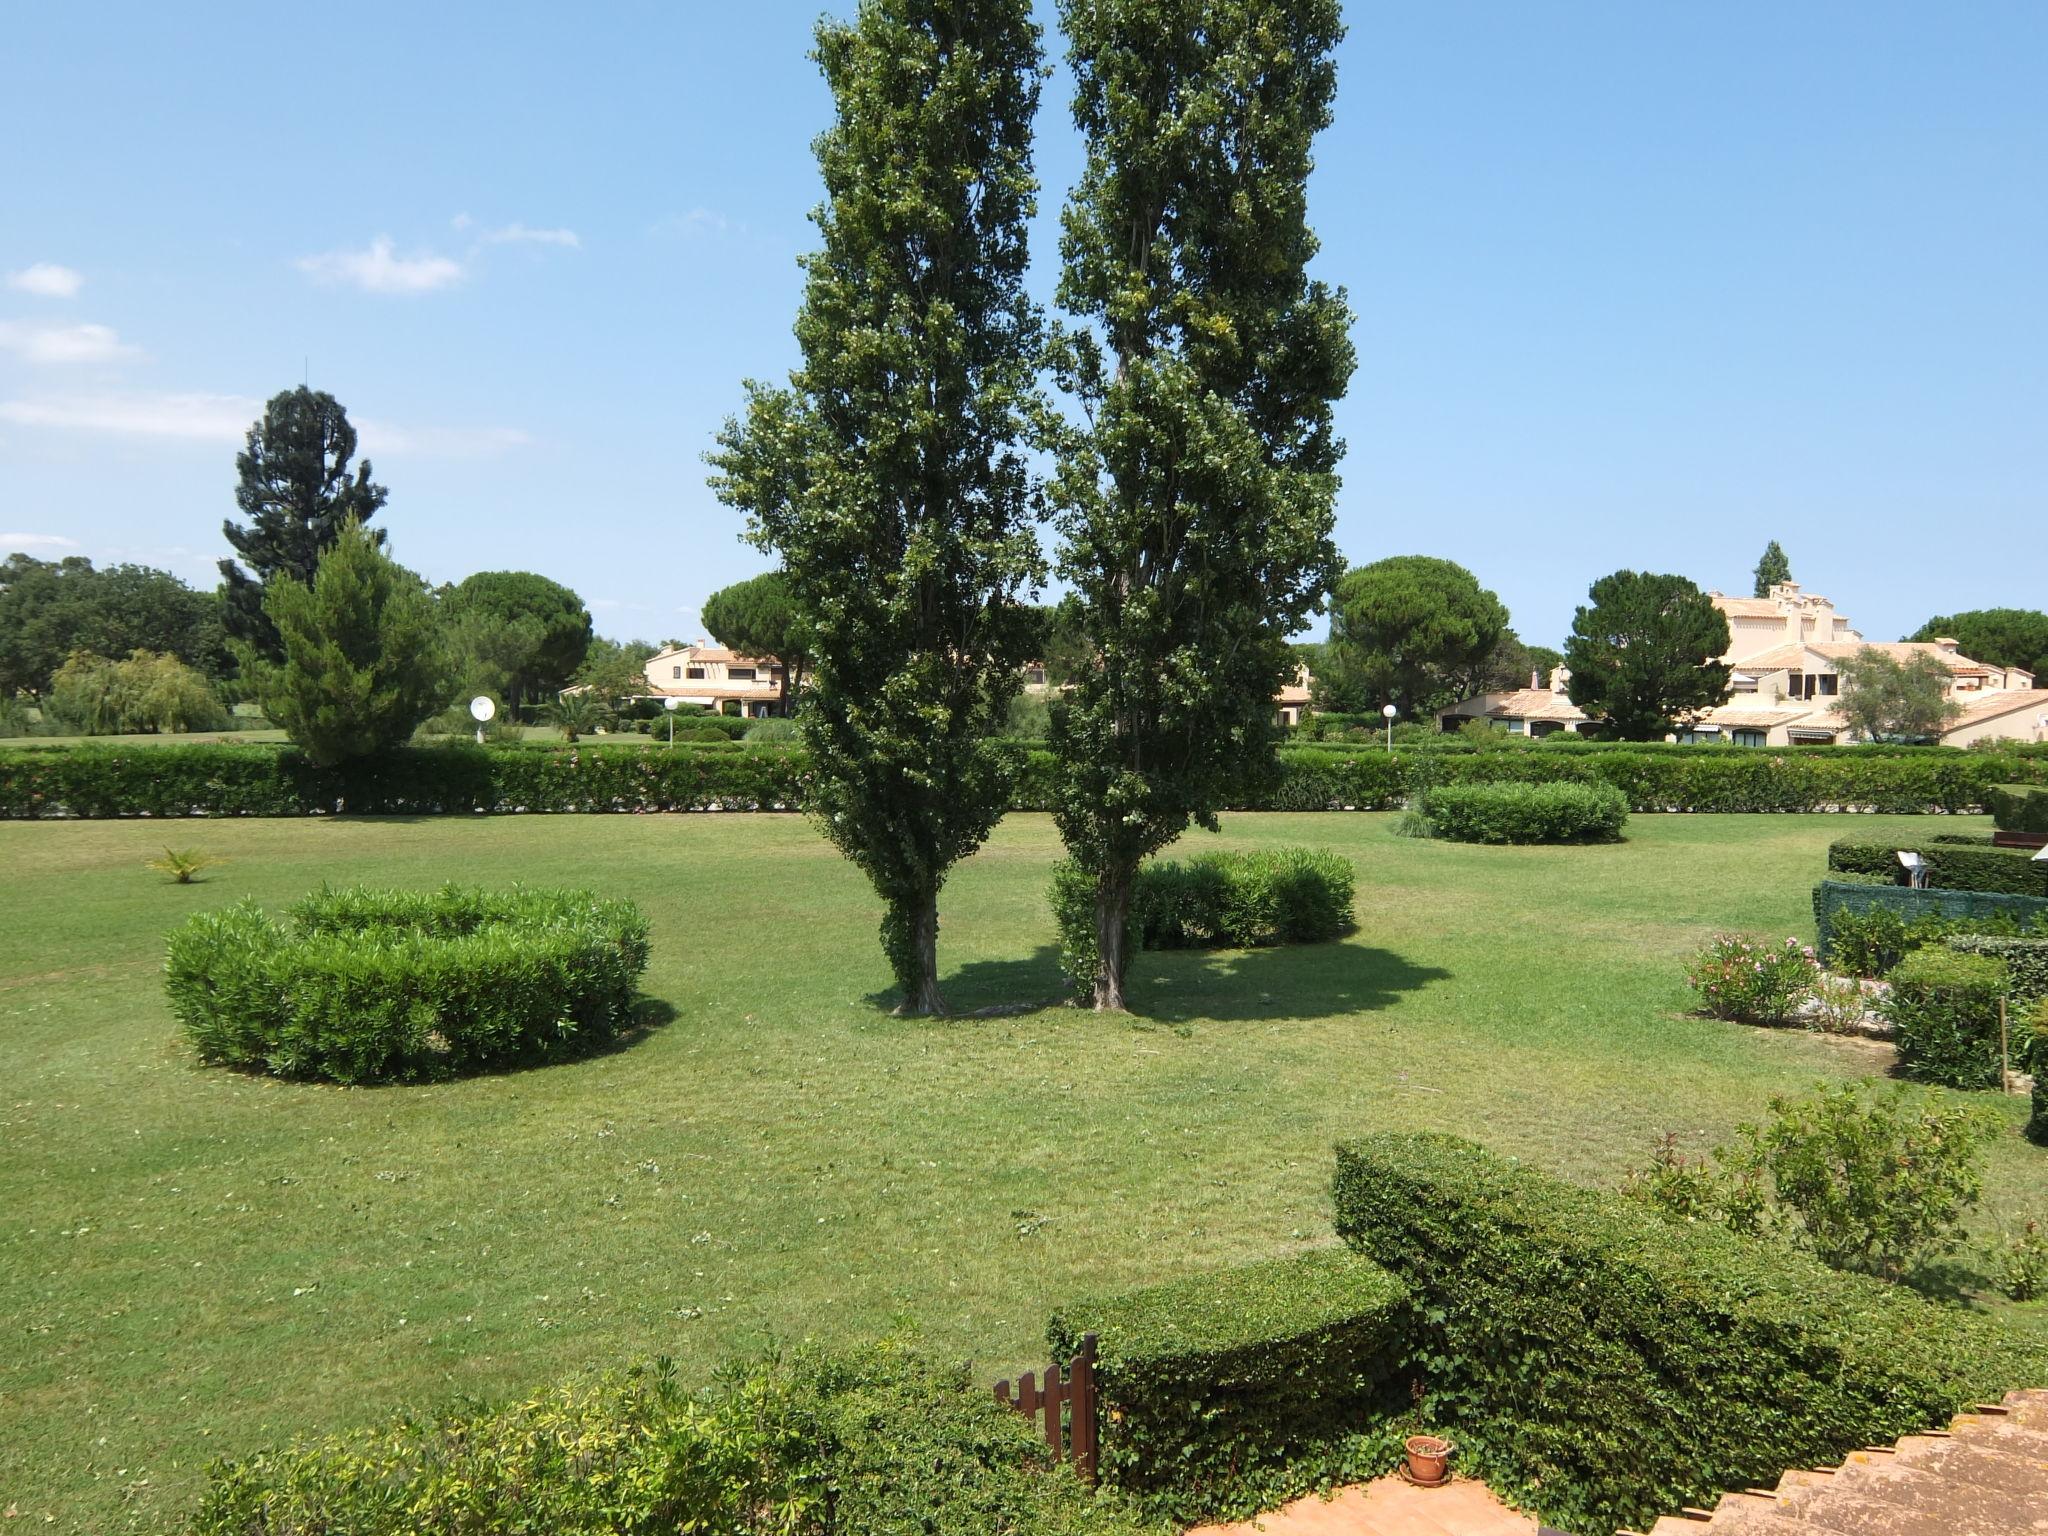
1684 934 1819 1024
1331 1131 2048 1536
1881 949 2012 1090
1045 1251 1410 1523
192 1341 1150 1536
1405 780 1627 844
165 884 650 1083
1048 849 1354 996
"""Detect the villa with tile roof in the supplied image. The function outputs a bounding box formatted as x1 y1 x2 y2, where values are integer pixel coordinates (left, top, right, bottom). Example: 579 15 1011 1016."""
640 642 789 716
1440 582 2048 745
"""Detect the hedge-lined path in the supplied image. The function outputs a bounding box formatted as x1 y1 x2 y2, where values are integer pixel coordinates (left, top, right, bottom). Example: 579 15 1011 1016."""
1188 1475 1538 1535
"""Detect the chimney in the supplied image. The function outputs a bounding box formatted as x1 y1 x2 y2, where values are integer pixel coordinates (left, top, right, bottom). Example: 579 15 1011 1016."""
1549 666 1569 694
1935 637 1959 655
1530 668 1540 690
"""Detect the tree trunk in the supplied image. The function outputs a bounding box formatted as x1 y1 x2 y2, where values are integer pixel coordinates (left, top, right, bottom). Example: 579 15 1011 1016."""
895 888 948 1017
1092 865 1134 1012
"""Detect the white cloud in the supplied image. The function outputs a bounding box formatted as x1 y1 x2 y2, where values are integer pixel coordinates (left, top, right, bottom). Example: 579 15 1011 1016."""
296 236 465 295
0 320 139 365
480 223 580 249
653 207 734 240
6 263 84 298
0 531 82 552
0 391 259 441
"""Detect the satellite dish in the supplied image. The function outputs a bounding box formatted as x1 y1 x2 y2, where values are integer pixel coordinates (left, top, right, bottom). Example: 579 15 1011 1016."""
469 696 497 723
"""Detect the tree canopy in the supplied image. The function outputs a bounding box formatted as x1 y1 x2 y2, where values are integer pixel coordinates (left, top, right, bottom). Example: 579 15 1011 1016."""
1752 540 1792 597
221 387 388 662
255 521 450 766
1834 647 1963 742
708 0 1047 1015
1046 0 1353 1009
1564 571 1732 740
699 571 812 710
0 553 225 695
439 571 592 715
1315 555 1508 715
47 650 229 735
1904 609 2048 680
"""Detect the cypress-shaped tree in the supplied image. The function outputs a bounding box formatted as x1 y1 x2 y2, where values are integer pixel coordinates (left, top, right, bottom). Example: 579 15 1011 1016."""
708 0 1046 1015
1752 540 1791 597
221 387 388 661
1046 0 1355 1010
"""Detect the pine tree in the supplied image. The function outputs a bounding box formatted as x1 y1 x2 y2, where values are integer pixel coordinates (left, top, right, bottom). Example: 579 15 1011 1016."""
1046 0 1355 1010
708 0 1046 1015
1752 540 1791 598
221 387 388 662
1564 571 1732 741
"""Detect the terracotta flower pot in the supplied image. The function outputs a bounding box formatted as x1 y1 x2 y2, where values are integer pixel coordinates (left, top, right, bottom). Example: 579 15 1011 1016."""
1403 1434 1452 1487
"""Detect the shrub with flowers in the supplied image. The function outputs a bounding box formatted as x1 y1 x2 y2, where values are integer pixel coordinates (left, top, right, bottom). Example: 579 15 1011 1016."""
1685 934 1820 1024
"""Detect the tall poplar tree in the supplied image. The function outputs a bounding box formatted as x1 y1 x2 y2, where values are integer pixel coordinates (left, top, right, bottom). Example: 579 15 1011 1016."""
708 0 1046 1015
1047 0 1355 1010
221 386 388 662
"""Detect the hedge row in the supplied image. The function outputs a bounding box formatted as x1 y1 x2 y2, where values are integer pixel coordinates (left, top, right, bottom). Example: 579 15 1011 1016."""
1045 1251 1409 1523
1827 836 2048 897
1880 949 2014 1090
7 739 2048 818
1811 880 2048 968
2032 1006 2048 1147
194 1342 1147 1536
165 886 650 1084
1986 782 2048 835
1946 935 2048 1010
1407 780 1627 844
1331 1132 2048 1536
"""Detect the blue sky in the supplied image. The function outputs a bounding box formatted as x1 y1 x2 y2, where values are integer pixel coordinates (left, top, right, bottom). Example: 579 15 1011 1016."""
3 2 2042 648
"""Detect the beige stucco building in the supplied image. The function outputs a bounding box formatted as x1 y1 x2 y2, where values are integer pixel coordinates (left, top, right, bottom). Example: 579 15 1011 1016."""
1439 582 2048 745
640 643 788 717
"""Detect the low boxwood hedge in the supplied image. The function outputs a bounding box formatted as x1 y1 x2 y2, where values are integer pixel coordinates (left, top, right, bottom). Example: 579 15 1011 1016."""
1827 835 2048 896
1986 782 2048 836
1331 1132 2048 1536
165 884 650 1083
1045 1251 1410 1523
1811 880 2048 970
1048 848 1354 995
1406 780 1627 844
1945 934 2048 1010
1880 949 2012 1089
2030 1002 2048 1147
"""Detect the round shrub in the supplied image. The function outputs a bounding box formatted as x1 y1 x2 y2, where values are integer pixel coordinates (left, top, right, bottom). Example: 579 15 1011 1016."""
165 884 650 1083
1684 934 1819 1025
1407 781 1628 844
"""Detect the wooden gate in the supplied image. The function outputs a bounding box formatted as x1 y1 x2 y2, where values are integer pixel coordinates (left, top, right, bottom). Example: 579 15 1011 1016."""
994 1332 1099 1484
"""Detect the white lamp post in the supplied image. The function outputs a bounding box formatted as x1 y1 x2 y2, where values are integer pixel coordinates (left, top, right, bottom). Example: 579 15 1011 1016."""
1381 702 1398 750
665 695 683 746
468 694 496 745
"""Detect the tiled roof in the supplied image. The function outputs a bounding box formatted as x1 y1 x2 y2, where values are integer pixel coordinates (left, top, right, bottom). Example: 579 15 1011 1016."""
1712 595 1789 619
1447 688 1589 723
1947 688 2048 729
1734 640 1999 677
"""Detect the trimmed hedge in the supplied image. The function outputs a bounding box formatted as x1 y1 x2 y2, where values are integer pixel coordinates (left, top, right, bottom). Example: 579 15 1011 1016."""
1045 1251 1410 1523
165 885 650 1083
1331 1132 2048 1536
2030 1001 2048 1147
1811 880 2048 968
7 737 2048 818
1049 848 1354 994
1881 949 2011 1089
193 1341 1147 1536
1945 935 2048 1010
1827 835 2048 897
1408 780 1627 844
1986 782 2048 836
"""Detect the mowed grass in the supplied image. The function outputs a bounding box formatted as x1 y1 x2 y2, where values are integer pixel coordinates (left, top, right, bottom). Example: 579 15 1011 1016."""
3 811 2043 1530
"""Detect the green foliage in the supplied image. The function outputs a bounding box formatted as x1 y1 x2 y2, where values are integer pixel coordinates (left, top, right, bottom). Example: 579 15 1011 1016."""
221 386 390 662
1562 570 1732 740
1315 556 1508 716
1944 934 2048 1009
1049 848 1355 996
1684 934 1819 1024
708 0 1046 1015
1827 834 2048 897
1906 608 2048 680
144 848 222 884
546 690 611 741
743 717 799 743
700 571 811 708
1045 1251 1410 1523
192 1341 1147 1536
1752 539 1792 597
1332 1131 2048 1536
1881 948 2014 1089
1044 0 1353 1009
2029 1000 2048 1147
164 884 650 1083
1812 880 2048 972
440 571 592 714
0 552 227 695
1833 646 1963 742
1408 780 1628 844
1997 1218 2048 1301
1985 782 2048 836
255 521 453 767
571 636 660 709
46 649 230 734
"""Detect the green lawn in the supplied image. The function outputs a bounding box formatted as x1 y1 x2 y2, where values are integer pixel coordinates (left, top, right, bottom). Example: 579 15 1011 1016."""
2 811 2042 1531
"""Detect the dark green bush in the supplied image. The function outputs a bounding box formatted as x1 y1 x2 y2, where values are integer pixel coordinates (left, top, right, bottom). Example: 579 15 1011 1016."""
1811 880 2048 971
165 885 650 1083
192 1341 1148 1536
1945 935 2048 1009
2029 1001 2048 1148
1049 848 1354 994
1408 780 1627 844
1045 1251 1409 1523
1881 949 2012 1090
1331 1132 2048 1536
1827 835 2048 896
1986 782 2048 836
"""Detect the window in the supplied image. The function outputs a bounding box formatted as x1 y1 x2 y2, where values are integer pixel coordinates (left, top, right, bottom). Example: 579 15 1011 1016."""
1733 730 1766 748
1025 667 1047 686
728 667 756 682
685 666 706 680
671 665 681 679
1818 675 1837 696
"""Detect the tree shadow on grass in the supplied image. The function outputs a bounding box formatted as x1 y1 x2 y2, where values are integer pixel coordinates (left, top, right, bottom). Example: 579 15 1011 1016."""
869 941 1449 1023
